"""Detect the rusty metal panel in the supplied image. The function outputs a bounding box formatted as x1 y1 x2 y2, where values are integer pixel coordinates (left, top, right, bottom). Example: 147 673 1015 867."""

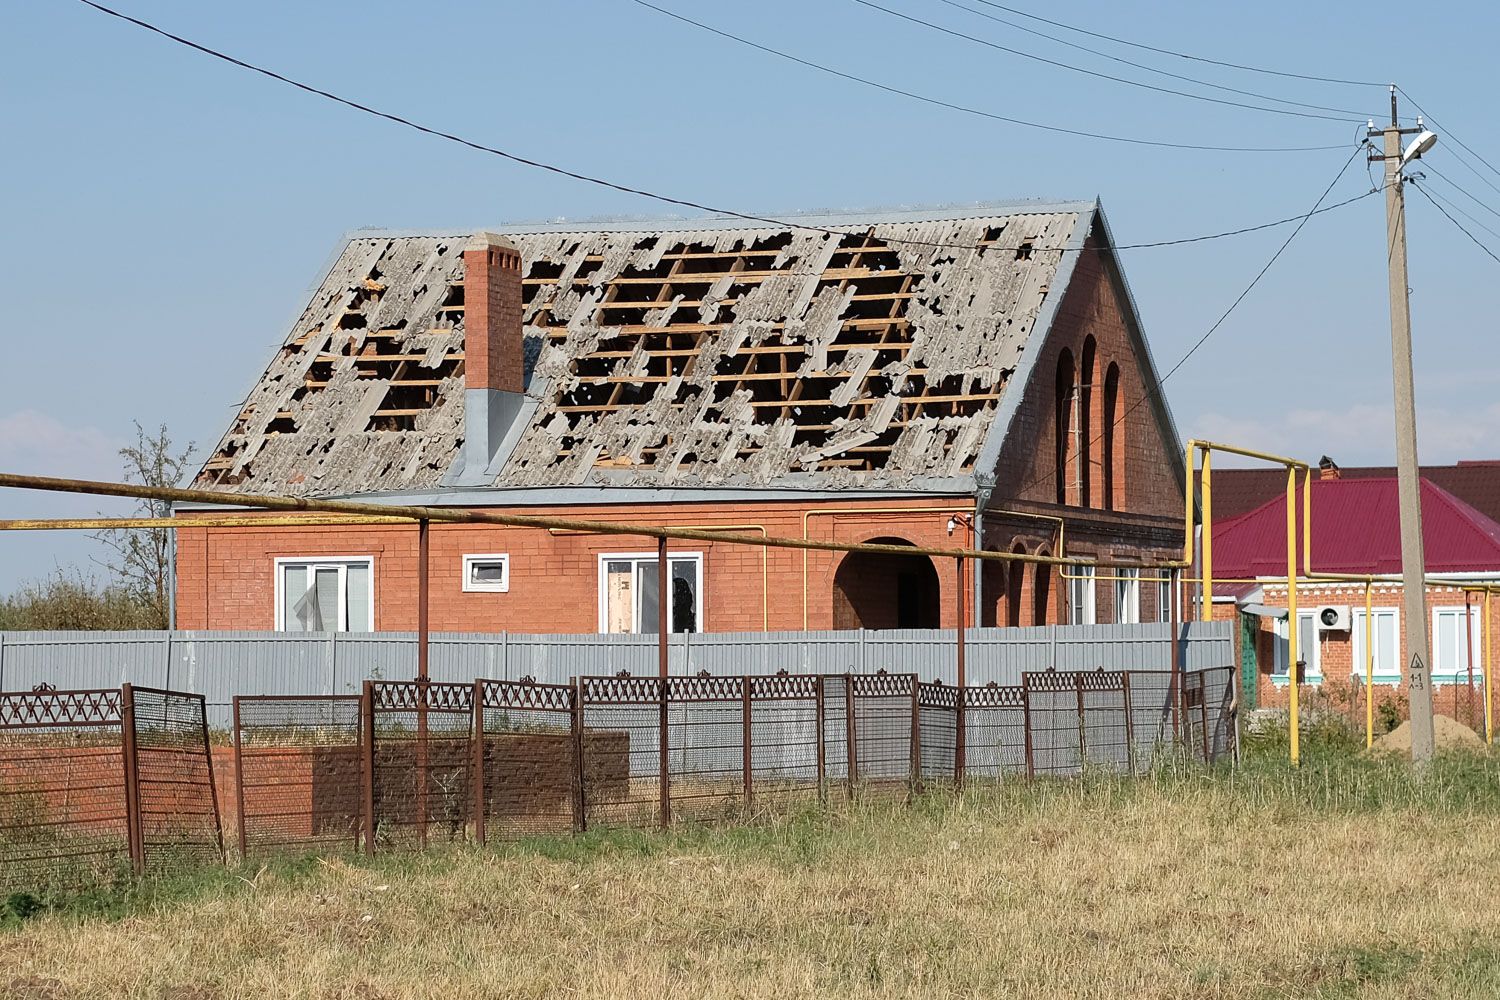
476 678 578 840
577 674 662 829
963 682 1027 779
233 695 364 858
368 681 474 850
128 687 223 874
0 687 131 890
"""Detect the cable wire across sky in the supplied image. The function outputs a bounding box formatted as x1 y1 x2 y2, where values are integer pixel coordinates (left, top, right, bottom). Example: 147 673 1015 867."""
75 0 1375 260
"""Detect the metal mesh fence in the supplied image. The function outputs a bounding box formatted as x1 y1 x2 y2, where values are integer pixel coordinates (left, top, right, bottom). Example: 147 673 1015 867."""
1122 670 1177 772
369 681 474 850
129 687 224 874
1183 666 1237 764
578 675 662 829
477 678 580 841
1023 670 1087 776
233 695 363 858
0 689 131 891
964 683 1026 780
917 682 957 786
666 675 748 822
849 672 917 790
748 673 822 805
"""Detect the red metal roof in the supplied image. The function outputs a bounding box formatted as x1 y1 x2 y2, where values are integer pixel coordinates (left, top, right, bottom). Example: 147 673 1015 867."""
1211 477 1500 578
1200 460 1500 524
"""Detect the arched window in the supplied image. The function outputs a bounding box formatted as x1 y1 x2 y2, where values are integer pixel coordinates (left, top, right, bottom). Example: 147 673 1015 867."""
1055 350 1075 506
1103 362 1122 510
1034 547 1053 626
1079 337 1096 508
1007 543 1027 627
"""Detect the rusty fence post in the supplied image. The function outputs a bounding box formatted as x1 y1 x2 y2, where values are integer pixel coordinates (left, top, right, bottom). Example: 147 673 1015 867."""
232 696 248 860
1121 672 1137 776
571 677 587 833
1200 672 1212 763
120 683 145 875
201 693 225 866
360 680 376 856
1075 674 1088 770
814 677 827 804
844 673 858 798
955 554 966 791
1021 681 1035 779
471 679 486 846
657 538 671 830
909 678 921 800
741 675 754 811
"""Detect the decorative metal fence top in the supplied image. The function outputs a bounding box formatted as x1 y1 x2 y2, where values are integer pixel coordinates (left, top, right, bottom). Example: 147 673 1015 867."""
370 681 474 713
0 688 123 729
917 682 959 710
1021 668 1128 693
849 672 918 698
748 673 820 701
965 682 1025 709
479 677 574 712
580 674 662 704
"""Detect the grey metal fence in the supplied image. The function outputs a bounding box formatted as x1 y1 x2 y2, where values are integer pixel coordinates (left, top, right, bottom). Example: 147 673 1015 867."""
0 622 1233 728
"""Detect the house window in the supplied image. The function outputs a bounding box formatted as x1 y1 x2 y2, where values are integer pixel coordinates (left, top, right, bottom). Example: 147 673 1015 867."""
598 553 702 634
462 554 510 593
1351 607 1400 680
1272 611 1320 680
1068 567 1095 626
276 557 373 632
1157 574 1176 624
1115 569 1141 624
1433 606 1483 680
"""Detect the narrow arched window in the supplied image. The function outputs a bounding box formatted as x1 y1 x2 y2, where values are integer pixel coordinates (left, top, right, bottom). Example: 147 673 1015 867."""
1034 549 1054 626
1007 544 1027 627
1103 362 1122 510
1055 350 1075 506
1080 337 1096 508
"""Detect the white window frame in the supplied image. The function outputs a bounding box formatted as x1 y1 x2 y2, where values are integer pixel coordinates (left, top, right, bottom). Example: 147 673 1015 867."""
1351 606 1401 683
1157 572 1177 624
596 552 704 634
1432 606 1484 681
273 556 375 632
1272 610 1322 682
1115 568 1141 625
461 553 511 593
1068 567 1096 626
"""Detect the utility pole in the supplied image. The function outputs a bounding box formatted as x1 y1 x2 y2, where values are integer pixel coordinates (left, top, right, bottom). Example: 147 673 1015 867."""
1370 86 1436 765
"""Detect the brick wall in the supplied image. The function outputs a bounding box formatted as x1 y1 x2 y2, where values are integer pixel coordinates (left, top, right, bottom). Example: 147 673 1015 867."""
176 498 979 634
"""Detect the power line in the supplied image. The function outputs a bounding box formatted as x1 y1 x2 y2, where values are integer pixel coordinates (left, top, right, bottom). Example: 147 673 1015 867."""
962 0 1383 88
1395 87 1500 192
931 0 1376 119
849 0 1361 122
1409 178 1500 266
73 0 1375 259
1423 163 1500 225
1012 144 1370 499
1421 183 1500 245
628 1 1344 153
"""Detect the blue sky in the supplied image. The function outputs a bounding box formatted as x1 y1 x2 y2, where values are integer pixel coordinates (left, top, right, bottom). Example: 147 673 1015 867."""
2 0 1497 589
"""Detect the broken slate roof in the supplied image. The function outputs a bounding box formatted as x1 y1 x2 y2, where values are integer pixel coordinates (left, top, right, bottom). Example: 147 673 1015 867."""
196 203 1096 497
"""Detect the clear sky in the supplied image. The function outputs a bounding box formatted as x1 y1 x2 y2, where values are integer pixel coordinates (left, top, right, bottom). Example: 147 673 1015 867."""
2 0 1497 589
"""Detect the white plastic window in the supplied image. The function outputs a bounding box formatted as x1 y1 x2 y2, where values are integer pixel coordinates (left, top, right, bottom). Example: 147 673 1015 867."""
276 557 373 632
598 553 702 634
462 554 510 593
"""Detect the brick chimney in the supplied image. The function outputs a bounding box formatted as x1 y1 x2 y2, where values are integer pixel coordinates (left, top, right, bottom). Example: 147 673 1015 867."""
457 232 525 483
1318 455 1341 480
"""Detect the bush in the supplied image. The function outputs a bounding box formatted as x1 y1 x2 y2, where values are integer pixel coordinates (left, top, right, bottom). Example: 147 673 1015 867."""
0 570 161 631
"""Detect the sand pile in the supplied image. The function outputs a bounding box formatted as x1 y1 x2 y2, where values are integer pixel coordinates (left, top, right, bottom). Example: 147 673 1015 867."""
1372 714 1485 754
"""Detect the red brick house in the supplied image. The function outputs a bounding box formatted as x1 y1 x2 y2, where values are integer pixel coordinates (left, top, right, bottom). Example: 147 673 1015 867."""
174 203 1187 635
1210 471 1499 717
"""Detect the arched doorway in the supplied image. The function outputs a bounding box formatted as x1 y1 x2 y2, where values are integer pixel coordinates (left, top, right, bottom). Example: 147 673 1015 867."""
832 537 942 630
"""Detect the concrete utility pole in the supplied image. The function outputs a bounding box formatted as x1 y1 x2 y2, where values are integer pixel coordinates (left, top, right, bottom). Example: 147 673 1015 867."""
1370 86 1436 765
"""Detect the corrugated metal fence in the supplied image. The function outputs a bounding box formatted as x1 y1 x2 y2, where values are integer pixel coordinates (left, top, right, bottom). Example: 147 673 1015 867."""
0 622 1233 727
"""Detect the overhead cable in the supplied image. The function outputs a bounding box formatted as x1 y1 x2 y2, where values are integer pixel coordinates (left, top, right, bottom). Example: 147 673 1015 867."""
932 0 1377 119
963 0 1383 88
1409 178 1500 266
628 1 1344 153
73 0 1374 258
849 0 1362 123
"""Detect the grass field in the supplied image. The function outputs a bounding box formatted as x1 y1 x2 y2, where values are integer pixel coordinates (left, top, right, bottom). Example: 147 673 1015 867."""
4 744 1500 999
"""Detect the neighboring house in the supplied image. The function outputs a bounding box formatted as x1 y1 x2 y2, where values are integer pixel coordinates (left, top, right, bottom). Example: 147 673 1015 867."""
175 202 1187 635
1209 472 1500 711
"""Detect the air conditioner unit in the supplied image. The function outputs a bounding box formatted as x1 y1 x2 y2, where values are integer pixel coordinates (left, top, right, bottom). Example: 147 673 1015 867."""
1317 605 1351 632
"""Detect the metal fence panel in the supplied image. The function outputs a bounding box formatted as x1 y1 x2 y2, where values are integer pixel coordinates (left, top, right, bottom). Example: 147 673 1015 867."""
232 695 364 858
0 688 131 890
368 682 474 850
578 675 663 829
128 687 223 874
747 674 822 804
964 683 1026 779
476 678 580 840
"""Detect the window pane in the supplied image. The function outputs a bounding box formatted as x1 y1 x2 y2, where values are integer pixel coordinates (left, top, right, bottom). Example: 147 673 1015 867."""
1377 612 1397 672
638 560 661 635
312 567 340 631
346 563 371 632
283 565 308 632
1436 612 1457 671
671 559 698 633
604 561 633 633
1298 614 1317 675
470 561 506 585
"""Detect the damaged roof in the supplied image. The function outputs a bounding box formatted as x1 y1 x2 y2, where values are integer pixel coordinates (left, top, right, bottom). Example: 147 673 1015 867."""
196 202 1098 497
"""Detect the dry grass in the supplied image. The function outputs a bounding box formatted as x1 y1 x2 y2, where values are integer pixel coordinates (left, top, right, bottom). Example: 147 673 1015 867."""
4 757 1500 999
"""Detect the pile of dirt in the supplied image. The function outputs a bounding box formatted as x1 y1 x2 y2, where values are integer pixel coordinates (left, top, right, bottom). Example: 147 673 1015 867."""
1371 714 1485 754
